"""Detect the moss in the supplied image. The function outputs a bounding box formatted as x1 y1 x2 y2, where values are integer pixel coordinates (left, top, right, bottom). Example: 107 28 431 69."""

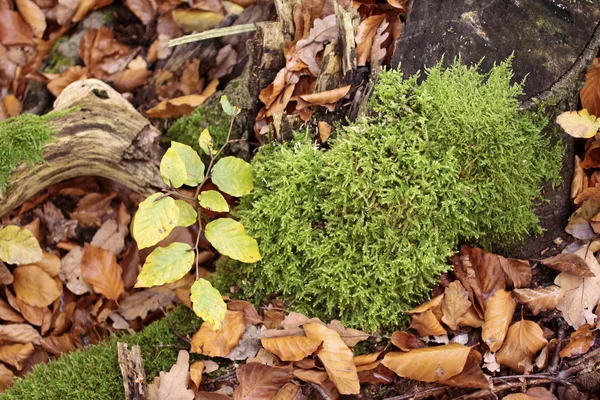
0 306 200 400
214 58 563 332
44 38 76 74
0 109 74 190
166 105 230 153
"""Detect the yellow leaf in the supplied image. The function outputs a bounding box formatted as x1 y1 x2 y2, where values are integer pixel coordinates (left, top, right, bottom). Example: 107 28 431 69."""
481 289 516 352
199 190 229 213
191 310 245 357
172 9 224 34
160 146 187 188
205 218 261 263
556 109 600 138
132 193 179 249
161 142 205 188
261 336 322 361
303 323 360 395
175 200 197 227
496 320 547 373
382 343 471 382
211 157 254 197
190 278 227 329
135 243 194 288
0 225 42 265
198 128 215 155
13 265 60 307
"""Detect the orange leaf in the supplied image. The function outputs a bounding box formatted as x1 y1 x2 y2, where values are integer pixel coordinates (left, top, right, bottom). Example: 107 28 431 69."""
459 306 484 328
581 63 600 119
80 244 124 301
559 324 595 358
273 382 304 400
191 310 246 357
261 336 322 361
303 322 360 395
227 300 262 326
408 294 443 314
146 95 210 118
437 349 489 389
233 363 292 400
441 281 471 330
409 309 446 337
292 368 328 384
297 85 351 111
190 361 205 391
25 250 61 277
540 253 596 277
382 343 471 382
15 0 46 38
512 286 565 315
13 265 61 307
0 298 24 323
482 289 516 352
496 320 547 373
355 14 387 66
0 9 33 46
390 331 423 351
0 343 34 371
46 66 88 97
0 363 15 391
110 69 153 93
0 324 42 345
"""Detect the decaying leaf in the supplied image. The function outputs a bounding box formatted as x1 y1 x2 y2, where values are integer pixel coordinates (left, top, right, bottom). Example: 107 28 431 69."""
512 286 565 315
261 336 322 361
80 244 124 301
559 324 595 358
303 322 360 395
0 343 34 371
0 363 15 391
496 320 547 373
355 14 387 66
540 253 596 277
441 281 471 331
481 289 516 352
0 225 43 265
233 363 292 400
190 361 204 391
326 320 369 347
147 350 194 400
0 323 42 345
437 349 489 389
382 343 471 382
13 265 61 308
409 309 446 337
59 246 92 295
118 290 177 320
292 368 328 385
191 310 246 357
391 331 423 351
565 198 600 240
556 109 600 139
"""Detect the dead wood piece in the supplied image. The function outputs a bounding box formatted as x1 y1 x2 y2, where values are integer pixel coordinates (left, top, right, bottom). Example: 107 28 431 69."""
118 343 146 400
0 79 166 218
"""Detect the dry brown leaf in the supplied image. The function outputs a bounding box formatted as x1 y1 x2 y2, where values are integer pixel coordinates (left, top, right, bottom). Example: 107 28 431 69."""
46 66 88 97
496 320 547 373
125 0 156 25
42 334 78 356
15 0 46 38
190 361 204 391
25 250 61 277
226 325 262 361
0 260 13 285
326 320 369 347
292 368 328 385
261 336 322 361
59 246 92 295
572 155 586 200
459 306 484 328
409 309 446 337
559 324 595 358
382 343 471 382
274 382 306 400
0 9 34 46
191 310 246 357
247 348 278 366
356 14 387 66
0 363 15 391
0 298 24 323
581 63 600 120
227 300 262 326
498 257 532 288
147 350 194 400
118 290 176 320
13 265 61 308
512 286 565 315
295 14 338 76
90 219 127 256
303 322 359 395
482 289 516 352
79 26 136 79
72 0 113 22
555 246 600 328
390 331 422 351
297 85 351 111
2 95 22 118
0 343 34 370
441 281 471 330
80 244 124 301
437 349 489 389
195 393 231 400
146 95 210 118
110 68 153 93
233 363 292 400
15 298 44 326
172 9 224 34
540 253 595 277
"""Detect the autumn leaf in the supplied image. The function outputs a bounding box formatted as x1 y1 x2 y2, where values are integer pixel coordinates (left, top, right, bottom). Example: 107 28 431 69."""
274 383 305 400
540 253 595 277
0 298 25 323
233 363 292 400
147 95 211 118
135 243 194 288
581 63 600 118
190 361 204 391
295 14 338 76
512 286 565 315
496 320 547 373
261 336 322 361
559 324 595 358
297 85 352 111
147 350 194 400
441 281 471 330
15 0 46 39
80 244 124 301
0 323 42 345
0 343 34 371
132 193 179 249
391 331 423 351
408 294 443 314
326 320 369 347
0 363 15 391
356 14 388 66
566 198 600 240
13 265 61 308
205 218 261 263
481 289 516 352
555 246 600 328
382 343 471 382
0 225 43 265
227 300 262 326
292 368 328 385
118 290 176 320
409 309 446 337
437 349 489 389
303 322 360 395
191 310 246 357
190 278 227 330
556 109 600 138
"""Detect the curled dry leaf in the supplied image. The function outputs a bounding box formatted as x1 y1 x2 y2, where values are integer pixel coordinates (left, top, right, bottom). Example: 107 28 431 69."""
147 350 194 400
292 368 328 385
408 294 443 314
261 336 322 361
15 0 46 39
25 250 61 277
0 324 42 345
437 349 489 389
391 331 423 351
382 343 471 382
191 310 246 357
409 309 446 337
227 300 262 326
297 85 351 111
0 363 15 391
303 322 360 395
581 63 600 118
496 320 547 373
559 324 595 358
233 363 292 400
572 156 586 200
326 320 369 347
566 198 600 240
0 343 34 371
80 244 124 301
441 281 471 331
540 253 595 277
512 286 565 315
147 95 211 118
481 289 516 352
13 265 61 308
355 14 387 66
0 298 25 323
190 361 204 391
59 246 92 295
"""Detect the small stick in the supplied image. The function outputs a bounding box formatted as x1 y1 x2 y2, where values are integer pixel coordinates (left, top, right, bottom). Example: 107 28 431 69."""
160 306 191 344
168 23 259 47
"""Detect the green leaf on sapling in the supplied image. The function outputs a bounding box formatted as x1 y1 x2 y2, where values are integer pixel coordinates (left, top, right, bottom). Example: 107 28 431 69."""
211 157 253 197
135 242 194 287
198 190 229 213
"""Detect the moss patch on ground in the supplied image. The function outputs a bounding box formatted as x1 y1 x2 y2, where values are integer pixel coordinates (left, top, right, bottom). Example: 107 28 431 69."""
166 104 230 154
215 58 564 331
0 306 200 400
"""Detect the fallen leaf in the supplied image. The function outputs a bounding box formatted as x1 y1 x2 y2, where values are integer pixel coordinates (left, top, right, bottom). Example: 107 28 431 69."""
292 368 328 385
15 0 46 38
355 14 387 66
437 349 489 389
382 343 471 382
79 26 136 79
190 361 204 391
124 0 156 25
146 94 211 118
0 298 24 323
0 9 34 46
556 109 600 138
0 324 42 345
264 309 286 329
409 309 446 337
42 334 78 356
581 63 600 119
247 348 278 366
274 382 306 400
0 225 43 265
572 155 586 200
441 281 471 331
565 198 600 240
496 320 547 373
390 331 423 351
15 298 44 326
80 244 124 301
46 65 89 97
191 310 246 357
303 322 360 395
227 300 262 326
261 336 322 361
555 246 600 328
297 85 351 111
0 343 34 370
295 14 338 76
540 253 595 277
13 265 61 307
498 257 532 288
25 250 61 277
118 290 176 320
226 325 262 361
0 363 15 391
559 324 595 358
59 246 92 295
90 219 127 256
326 320 369 347
172 9 224 34
512 286 565 315
481 289 516 352
0 261 13 285
233 363 292 400
147 350 194 400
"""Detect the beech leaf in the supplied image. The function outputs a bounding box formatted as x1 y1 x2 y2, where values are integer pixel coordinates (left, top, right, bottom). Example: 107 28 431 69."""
261 336 322 361
13 265 61 307
496 320 547 373
391 331 423 351
161 142 205 188
540 253 595 277
556 109 600 138
233 363 292 400
175 200 197 227
147 350 194 400
132 193 179 249
199 190 229 213
559 324 595 358
198 128 216 155
211 157 253 197
441 281 472 330
135 243 194 288
409 309 446 337
80 244 124 301
355 14 388 66
220 95 240 116
0 225 42 265
191 310 246 357
205 218 261 263
190 278 227 330
481 289 516 352
512 286 565 315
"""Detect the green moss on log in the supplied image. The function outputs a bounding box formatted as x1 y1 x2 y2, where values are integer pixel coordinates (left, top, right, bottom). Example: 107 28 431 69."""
0 306 200 400
166 105 230 153
214 58 563 331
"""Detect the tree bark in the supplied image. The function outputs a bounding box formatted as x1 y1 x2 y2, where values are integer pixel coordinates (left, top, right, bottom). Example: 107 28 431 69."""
0 79 166 218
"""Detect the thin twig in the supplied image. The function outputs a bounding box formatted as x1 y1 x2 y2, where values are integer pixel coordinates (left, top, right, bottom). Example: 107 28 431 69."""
152 344 189 350
383 386 446 400
309 383 331 400
160 306 191 344
168 23 259 47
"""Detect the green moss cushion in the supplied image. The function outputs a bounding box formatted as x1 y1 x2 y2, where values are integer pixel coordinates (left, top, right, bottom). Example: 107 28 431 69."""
215 59 563 331
0 306 199 400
